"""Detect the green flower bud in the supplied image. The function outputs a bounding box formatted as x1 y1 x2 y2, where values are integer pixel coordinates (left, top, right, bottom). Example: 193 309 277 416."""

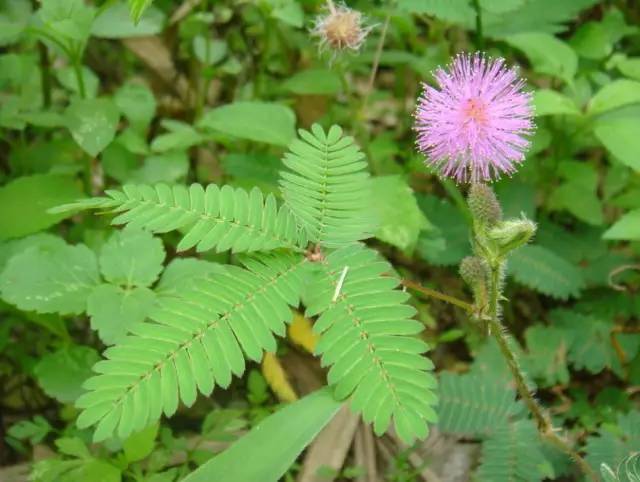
468 183 502 227
459 256 487 287
487 218 536 255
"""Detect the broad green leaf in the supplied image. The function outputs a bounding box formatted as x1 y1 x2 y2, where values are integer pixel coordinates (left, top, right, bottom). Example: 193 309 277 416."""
131 151 189 184
478 0 524 14
192 37 227 65
55 66 99 99
548 161 603 225
128 0 154 24
0 174 83 240
115 83 157 129
0 241 100 314
594 106 640 171
508 245 585 299
55 437 91 459
271 1 304 27
616 57 640 81
123 423 159 463
570 21 612 59
181 388 343 482
533 89 580 116
92 2 164 38
198 101 296 147
65 98 120 157
396 0 475 23
589 80 640 116
38 0 95 44
495 179 536 219
87 284 156 345
155 258 226 297
151 120 206 153
371 176 430 252
34 346 100 403
0 0 31 46
99 228 165 287
603 209 640 240
0 233 64 272
505 33 577 84
282 69 341 96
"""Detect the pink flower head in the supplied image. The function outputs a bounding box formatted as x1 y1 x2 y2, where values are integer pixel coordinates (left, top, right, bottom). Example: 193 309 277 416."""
414 53 534 183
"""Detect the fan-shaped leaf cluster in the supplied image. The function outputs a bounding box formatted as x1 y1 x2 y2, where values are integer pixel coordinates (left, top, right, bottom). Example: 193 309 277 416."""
76 252 309 441
54 183 307 254
305 244 437 443
279 124 374 248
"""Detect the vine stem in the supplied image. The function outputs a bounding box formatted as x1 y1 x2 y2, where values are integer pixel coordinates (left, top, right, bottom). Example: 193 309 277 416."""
401 278 474 313
471 0 484 49
486 263 600 482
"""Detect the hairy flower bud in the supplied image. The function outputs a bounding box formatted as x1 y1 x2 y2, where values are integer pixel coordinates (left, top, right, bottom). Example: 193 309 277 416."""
468 183 502 226
459 256 487 287
311 1 373 54
488 218 536 255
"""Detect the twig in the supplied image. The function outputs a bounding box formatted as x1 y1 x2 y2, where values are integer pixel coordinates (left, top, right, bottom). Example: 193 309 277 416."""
401 278 474 313
486 264 600 482
361 12 391 112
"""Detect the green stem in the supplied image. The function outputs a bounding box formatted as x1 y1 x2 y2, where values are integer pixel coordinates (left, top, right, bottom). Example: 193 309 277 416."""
486 263 600 482
72 54 86 99
471 0 484 50
401 278 474 313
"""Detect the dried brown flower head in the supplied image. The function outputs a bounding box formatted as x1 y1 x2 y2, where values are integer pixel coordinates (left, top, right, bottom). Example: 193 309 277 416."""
311 1 373 53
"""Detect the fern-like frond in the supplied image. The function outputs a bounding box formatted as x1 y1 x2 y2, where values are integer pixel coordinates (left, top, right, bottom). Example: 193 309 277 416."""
54 184 307 254
305 244 437 443
476 419 549 482
279 124 374 248
437 372 523 437
76 252 309 441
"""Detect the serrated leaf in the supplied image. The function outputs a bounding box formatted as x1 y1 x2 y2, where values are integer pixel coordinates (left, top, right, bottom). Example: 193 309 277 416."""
198 102 296 147
34 346 100 403
508 245 585 299
87 284 156 345
99 228 165 288
0 241 100 315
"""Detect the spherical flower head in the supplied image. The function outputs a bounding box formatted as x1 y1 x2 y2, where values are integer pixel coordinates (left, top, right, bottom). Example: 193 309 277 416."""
414 53 534 183
311 1 373 54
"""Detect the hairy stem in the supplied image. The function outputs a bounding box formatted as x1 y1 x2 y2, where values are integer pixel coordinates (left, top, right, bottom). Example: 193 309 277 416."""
401 279 474 313
471 0 484 49
486 263 600 482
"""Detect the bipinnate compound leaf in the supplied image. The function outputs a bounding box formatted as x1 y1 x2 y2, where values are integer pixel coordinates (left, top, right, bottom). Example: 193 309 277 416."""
585 411 640 474
305 244 437 443
65 98 120 157
87 284 157 345
53 183 307 255
0 240 100 315
437 372 522 437
76 252 309 441
279 124 374 248
198 102 296 147
182 388 342 482
0 174 83 240
476 419 550 482
99 228 165 287
508 245 585 299
34 346 100 403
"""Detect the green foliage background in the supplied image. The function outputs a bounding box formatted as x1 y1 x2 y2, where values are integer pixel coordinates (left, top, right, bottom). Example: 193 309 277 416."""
0 0 639 481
